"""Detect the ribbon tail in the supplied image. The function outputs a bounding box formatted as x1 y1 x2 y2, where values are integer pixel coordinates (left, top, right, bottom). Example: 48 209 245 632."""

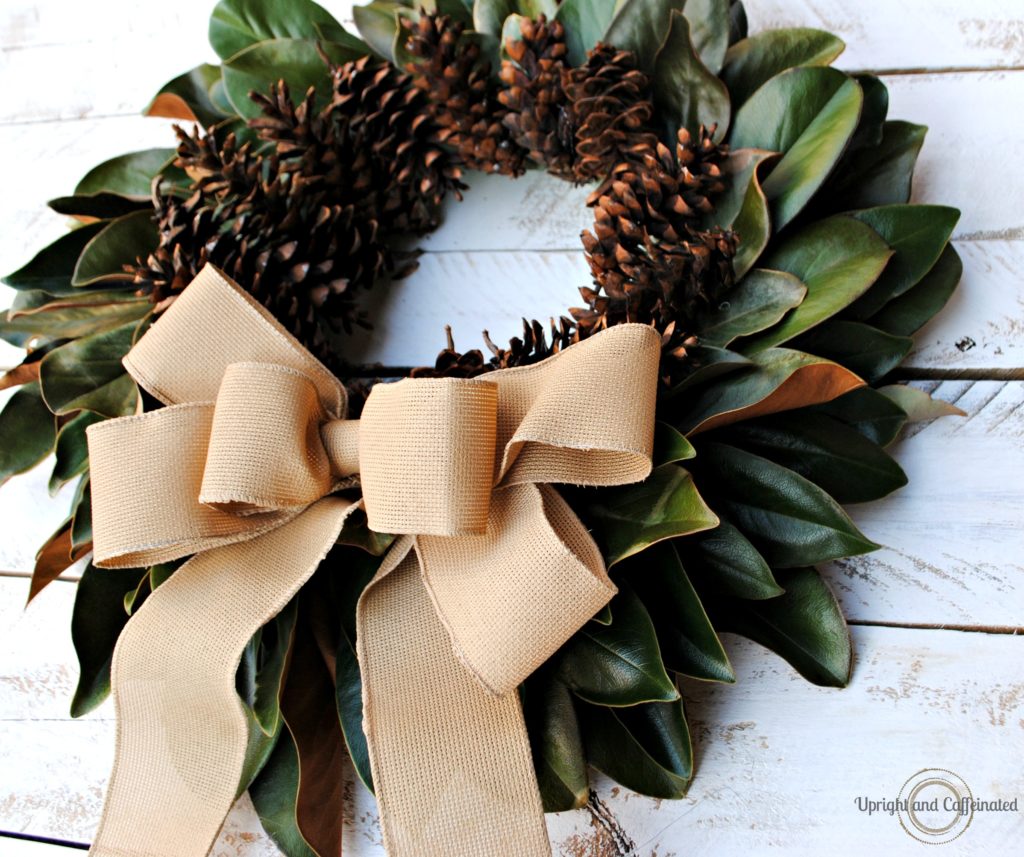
89 497 357 857
357 546 552 857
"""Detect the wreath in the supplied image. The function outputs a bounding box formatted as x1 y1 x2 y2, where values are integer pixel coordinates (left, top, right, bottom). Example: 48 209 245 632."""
0 0 964 854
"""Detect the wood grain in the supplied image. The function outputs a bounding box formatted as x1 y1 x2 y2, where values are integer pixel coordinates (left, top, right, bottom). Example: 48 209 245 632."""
2 578 1022 854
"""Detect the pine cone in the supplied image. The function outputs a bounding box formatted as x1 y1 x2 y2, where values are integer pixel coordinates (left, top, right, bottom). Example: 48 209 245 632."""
563 44 659 184
498 16 574 178
405 13 526 176
577 126 737 336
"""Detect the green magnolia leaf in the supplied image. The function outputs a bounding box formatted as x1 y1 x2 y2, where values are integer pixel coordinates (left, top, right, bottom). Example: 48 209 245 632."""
2 222 107 296
721 27 845 107
663 345 754 402
793 320 912 383
628 542 734 682
75 149 177 198
1 294 149 343
249 727 317 857
48 193 150 220
71 478 93 552
603 0 685 72
679 519 783 600
845 205 961 319
701 149 775 278
354 2 406 59
578 697 692 798
518 0 559 17
473 0 516 37
676 347 863 436
145 64 227 126
653 421 696 465
720 411 908 504
739 216 893 352
825 120 927 210
222 38 364 119
730 67 862 229
870 243 963 337
49 410 104 495
587 464 719 566
710 566 852 686
683 0 730 74
556 0 617 66
251 598 300 736
653 11 730 141
809 386 907 447
728 0 747 44
70 564 148 717
71 210 158 287
878 384 966 422
0 383 56 487
849 74 888 150
523 670 589 811
697 442 879 566
696 269 806 347
557 584 679 706
209 0 347 60
39 322 140 417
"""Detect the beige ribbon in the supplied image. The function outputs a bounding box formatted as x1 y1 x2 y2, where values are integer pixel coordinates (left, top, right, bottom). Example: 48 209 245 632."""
85 264 661 857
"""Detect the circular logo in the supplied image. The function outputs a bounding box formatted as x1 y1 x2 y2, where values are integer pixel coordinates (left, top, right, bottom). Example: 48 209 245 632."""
898 769 974 844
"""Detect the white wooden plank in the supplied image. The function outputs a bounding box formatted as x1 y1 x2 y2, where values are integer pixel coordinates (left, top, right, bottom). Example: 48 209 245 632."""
2 580 1022 854
0 837 85 856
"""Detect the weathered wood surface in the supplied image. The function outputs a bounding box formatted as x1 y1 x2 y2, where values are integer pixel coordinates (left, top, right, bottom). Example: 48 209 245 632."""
2 0 1023 853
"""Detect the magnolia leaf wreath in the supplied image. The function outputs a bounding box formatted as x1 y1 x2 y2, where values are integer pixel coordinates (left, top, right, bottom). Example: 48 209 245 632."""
0 0 966 854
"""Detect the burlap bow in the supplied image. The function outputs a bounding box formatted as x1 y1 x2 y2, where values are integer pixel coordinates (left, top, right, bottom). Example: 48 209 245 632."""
85 264 661 857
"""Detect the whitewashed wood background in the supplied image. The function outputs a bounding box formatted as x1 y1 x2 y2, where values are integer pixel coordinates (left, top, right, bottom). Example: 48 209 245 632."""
1 1 1023 855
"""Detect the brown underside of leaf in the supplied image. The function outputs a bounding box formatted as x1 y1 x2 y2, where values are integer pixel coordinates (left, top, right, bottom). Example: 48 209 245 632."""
28 520 92 603
0 359 41 392
145 93 199 122
690 363 865 435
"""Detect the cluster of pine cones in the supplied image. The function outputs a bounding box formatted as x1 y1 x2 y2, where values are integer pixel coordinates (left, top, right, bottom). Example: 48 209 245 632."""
132 12 737 382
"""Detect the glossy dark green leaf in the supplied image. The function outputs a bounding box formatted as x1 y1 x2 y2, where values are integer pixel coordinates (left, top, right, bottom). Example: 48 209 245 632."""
74 149 177 198
653 11 730 141
809 386 907 447
587 464 719 566
698 442 879 566
353 2 406 59
222 38 364 119
472 0 516 37
710 566 852 686
730 67 862 229
727 0 747 44
249 727 317 857
849 74 888 150
578 697 692 798
556 0 617 66
663 345 754 403
603 0 685 72
825 120 927 210
523 670 589 811
49 410 103 495
721 27 845 107
878 384 965 422
0 383 56 487
39 322 140 417
2 222 107 296
792 319 912 383
680 519 783 600
696 269 806 347
70 564 148 717
702 149 775 277
627 542 734 682
557 584 679 706
48 193 150 220
683 0 730 74
845 205 961 319
71 477 93 552
0 294 149 342
209 0 346 59
71 210 157 287
676 347 863 436
145 64 227 126
254 598 300 736
870 243 962 337
720 411 908 504
653 421 695 465
739 216 893 352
